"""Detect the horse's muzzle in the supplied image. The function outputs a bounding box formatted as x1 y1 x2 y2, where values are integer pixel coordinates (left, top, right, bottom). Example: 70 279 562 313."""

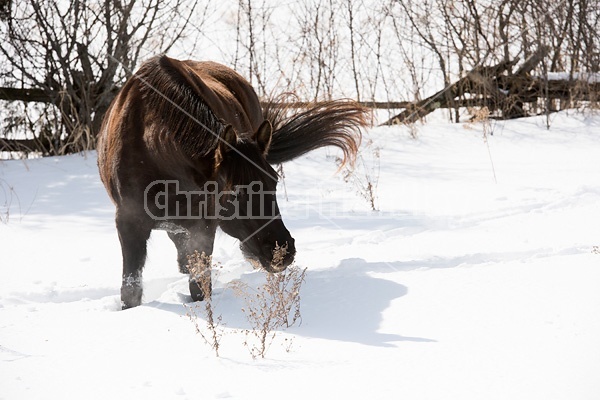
241 238 296 273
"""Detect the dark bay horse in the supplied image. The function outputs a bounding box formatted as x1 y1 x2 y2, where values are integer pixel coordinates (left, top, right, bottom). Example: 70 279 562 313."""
97 55 367 309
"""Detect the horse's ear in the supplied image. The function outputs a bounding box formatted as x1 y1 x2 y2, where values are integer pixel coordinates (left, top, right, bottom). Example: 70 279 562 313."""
221 124 237 150
215 125 237 166
254 120 272 155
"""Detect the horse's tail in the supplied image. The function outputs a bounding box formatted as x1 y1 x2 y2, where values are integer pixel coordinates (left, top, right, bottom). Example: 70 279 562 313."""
263 97 369 167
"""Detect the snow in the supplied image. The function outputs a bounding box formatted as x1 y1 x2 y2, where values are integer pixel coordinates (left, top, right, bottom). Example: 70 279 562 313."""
546 72 600 83
1 111 600 399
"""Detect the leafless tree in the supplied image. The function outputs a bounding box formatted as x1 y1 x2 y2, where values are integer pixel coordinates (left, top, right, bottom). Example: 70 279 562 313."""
231 0 274 97
2 0 599 154
0 0 200 155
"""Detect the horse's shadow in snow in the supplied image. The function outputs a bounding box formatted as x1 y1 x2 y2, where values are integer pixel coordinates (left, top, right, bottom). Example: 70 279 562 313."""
292 258 436 347
148 257 436 348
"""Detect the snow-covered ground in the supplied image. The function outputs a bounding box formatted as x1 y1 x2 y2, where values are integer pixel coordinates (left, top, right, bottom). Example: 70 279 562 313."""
1 111 599 399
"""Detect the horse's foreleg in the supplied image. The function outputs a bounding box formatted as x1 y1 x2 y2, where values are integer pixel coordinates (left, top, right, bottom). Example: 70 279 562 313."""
168 224 216 302
116 214 152 309
168 231 195 274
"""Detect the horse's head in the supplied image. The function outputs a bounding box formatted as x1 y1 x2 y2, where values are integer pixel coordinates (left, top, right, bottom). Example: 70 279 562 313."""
215 121 295 272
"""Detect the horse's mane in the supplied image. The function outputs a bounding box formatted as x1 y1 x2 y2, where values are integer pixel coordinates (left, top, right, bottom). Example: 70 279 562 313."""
263 95 368 167
133 56 367 167
134 55 225 158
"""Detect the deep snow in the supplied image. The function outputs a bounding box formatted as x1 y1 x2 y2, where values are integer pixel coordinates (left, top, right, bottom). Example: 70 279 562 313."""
1 111 600 399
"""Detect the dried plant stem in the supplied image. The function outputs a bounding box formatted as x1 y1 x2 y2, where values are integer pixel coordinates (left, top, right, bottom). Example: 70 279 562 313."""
184 251 222 357
340 139 380 211
466 107 497 184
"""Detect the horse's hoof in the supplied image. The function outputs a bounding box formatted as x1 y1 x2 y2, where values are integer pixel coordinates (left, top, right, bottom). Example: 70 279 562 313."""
121 301 136 310
121 286 142 309
189 280 211 302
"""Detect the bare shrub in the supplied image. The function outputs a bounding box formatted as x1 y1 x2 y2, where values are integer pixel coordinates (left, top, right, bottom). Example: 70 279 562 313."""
184 246 306 359
466 107 493 133
232 245 306 359
184 251 223 357
0 0 202 156
465 106 497 183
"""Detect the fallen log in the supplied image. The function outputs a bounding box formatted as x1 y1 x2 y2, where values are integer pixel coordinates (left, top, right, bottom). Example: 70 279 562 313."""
381 58 519 125
0 87 54 103
379 47 600 125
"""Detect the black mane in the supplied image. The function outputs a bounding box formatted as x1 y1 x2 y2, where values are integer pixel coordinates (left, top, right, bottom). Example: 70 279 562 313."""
134 55 225 158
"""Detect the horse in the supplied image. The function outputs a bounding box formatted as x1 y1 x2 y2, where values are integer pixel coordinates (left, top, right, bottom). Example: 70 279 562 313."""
97 55 368 309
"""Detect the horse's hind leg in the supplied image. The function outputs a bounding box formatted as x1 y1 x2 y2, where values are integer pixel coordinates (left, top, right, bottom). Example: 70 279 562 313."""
116 213 152 309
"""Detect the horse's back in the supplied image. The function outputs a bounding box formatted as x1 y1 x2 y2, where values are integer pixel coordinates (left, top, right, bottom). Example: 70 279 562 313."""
180 59 264 134
98 55 260 206
152 56 263 134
